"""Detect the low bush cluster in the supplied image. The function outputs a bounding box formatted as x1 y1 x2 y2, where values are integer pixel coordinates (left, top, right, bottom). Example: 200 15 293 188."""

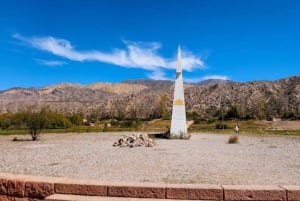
228 135 239 144
215 122 227 129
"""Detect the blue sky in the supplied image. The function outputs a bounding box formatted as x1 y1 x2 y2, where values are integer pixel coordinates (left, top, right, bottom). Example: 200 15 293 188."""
0 0 300 90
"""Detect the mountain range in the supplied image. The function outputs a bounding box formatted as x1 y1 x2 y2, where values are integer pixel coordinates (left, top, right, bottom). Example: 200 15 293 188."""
0 76 299 119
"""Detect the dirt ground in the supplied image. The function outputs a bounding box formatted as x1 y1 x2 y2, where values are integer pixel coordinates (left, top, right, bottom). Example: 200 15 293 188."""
267 120 300 130
0 132 299 185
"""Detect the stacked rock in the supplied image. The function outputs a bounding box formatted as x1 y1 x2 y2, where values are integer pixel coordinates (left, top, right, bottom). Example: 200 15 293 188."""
113 134 155 148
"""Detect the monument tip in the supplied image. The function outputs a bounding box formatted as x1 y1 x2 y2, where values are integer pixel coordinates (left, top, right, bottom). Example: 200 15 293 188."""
176 45 182 73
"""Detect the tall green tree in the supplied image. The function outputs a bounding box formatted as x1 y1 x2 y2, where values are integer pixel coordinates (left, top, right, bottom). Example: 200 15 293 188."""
24 108 49 141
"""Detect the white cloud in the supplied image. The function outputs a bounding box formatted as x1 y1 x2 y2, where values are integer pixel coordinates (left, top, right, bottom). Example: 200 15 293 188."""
184 75 230 83
147 70 170 80
36 59 67 66
13 34 205 79
168 50 204 72
184 77 203 83
202 75 229 80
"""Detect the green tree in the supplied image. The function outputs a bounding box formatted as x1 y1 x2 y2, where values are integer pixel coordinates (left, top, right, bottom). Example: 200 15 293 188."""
68 114 83 126
24 108 49 141
11 112 27 129
192 111 201 124
224 106 240 120
0 113 12 129
46 112 71 129
159 95 170 120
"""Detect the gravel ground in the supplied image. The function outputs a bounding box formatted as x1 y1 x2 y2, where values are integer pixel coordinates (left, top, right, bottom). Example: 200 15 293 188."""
0 132 299 185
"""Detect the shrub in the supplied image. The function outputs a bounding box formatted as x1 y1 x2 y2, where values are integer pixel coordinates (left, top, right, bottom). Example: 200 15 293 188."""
102 123 108 132
68 114 83 126
228 135 239 144
225 106 240 120
215 122 227 129
282 111 296 120
194 117 201 124
192 112 201 124
46 113 72 129
207 118 216 124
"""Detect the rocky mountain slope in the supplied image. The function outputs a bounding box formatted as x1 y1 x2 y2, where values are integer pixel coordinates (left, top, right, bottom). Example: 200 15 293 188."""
185 76 300 118
0 77 299 119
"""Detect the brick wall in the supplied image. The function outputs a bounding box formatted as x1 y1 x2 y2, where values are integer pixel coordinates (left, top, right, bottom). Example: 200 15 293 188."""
0 172 299 200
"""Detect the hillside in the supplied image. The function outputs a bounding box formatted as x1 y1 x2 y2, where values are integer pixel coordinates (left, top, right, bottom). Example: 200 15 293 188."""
0 77 299 119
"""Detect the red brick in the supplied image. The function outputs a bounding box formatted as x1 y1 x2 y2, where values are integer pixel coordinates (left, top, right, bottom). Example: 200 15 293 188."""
55 182 107 196
0 178 8 194
223 185 286 201
108 183 165 199
7 179 25 197
25 181 54 198
281 185 300 201
0 195 14 201
15 197 43 201
166 184 223 200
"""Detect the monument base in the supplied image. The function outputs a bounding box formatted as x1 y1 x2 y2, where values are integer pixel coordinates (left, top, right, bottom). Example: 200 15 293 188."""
163 129 190 139
169 132 190 139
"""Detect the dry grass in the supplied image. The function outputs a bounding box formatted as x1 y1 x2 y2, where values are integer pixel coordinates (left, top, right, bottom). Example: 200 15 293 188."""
228 135 239 144
189 119 300 135
141 119 170 132
2 119 300 136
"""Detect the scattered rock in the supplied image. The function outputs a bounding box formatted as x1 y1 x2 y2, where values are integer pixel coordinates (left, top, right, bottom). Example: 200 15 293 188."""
113 134 155 148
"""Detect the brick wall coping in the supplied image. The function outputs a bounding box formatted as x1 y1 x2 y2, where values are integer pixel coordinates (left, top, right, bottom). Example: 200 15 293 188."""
0 172 300 200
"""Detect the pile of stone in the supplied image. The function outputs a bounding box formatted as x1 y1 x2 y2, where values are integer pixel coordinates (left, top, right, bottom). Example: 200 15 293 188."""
113 134 155 148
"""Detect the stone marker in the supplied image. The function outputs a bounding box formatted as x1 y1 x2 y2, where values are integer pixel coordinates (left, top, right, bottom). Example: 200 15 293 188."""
170 46 188 139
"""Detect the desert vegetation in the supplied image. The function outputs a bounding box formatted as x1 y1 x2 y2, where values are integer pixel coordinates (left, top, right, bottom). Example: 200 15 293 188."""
0 107 81 140
1 107 299 138
228 135 239 144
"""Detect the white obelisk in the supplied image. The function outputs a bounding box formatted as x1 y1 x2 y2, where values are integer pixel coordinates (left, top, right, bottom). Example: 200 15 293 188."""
170 46 188 138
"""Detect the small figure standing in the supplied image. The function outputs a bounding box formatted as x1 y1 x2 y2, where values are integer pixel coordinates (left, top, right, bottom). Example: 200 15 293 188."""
235 125 240 134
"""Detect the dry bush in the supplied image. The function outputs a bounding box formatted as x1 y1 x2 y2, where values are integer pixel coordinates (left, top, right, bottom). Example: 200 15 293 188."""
228 135 239 144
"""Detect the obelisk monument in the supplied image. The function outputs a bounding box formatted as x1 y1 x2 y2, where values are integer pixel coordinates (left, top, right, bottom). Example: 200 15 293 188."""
170 46 188 139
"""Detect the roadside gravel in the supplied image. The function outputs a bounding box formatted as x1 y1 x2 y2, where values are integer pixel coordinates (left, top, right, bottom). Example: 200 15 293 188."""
0 132 299 185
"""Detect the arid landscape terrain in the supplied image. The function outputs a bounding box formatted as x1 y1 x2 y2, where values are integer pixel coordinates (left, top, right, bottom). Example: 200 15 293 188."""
0 76 299 186
0 76 299 121
0 132 299 185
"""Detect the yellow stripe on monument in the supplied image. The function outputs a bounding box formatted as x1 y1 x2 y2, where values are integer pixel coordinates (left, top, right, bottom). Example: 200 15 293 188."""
174 99 184 105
